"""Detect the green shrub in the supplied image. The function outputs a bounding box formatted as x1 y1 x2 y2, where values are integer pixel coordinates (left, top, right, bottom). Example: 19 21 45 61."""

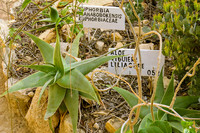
153 0 200 95
125 1 144 22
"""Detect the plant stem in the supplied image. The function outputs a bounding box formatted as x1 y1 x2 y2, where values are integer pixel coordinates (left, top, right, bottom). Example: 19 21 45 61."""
128 0 143 127
114 0 137 41
128 103 185 122
170 58 200 108
141 31 163 121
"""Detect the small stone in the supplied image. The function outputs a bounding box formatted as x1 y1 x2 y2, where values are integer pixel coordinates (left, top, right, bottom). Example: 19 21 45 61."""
25 56 32 62
95 41 105 51
171 66 176 70
115 42 123 49
133 27 145 35
98 130 103 133
92 111 109 116
39 29 56 43
163 76 178 88
139 43 154 50
111 32 123 42
93 123 100 129
50 42 70 54
61 24 72 40
78 129 85 133
105 117 125 133
28 92 34 98
23 67 29 73
143 20 150 25
83 114 88 118
141 2 148 9
182 92 187 96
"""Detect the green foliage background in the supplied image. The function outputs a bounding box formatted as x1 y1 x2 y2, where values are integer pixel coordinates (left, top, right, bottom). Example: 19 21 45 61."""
153 0 200 95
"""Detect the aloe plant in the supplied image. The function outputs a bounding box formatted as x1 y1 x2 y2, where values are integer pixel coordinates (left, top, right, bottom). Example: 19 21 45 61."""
0 7 121 133
114 69 200 133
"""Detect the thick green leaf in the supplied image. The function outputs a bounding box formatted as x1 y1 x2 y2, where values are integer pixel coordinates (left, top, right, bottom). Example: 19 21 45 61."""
139 126 164 133
21 64 56 73
154 68 164 103
64 89 79 133
38 78 53 104
64 55 121 75
50 7 59 22
168 121 183 132
0 72 52 97
52 71 61 84
65 31 83 63
184 114 200 125
59 102 67 114
24 32 54 64
115 122 140 133
79 91 96 101
181 121 196 133
142 26 151 33
36 18 53 23
150 121 172 133
174 108 200 116
20 0 32 12
32 18 53 26
54 27 64 75
113 86 150 118
174 96 200 108
70 31 83 57
57 69 99 103
31 23 56 31
158 74 174 119
139 112 158 131
55 17 62 26
168 109 200 125
113 87 138 106
44 84 66 120
115 123 140 133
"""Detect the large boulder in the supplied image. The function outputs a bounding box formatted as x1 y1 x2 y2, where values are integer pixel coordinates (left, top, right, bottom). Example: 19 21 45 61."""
0 38 31 133
25 87 60 133
39 29 56 43
59 114 73 133
59 114 86 133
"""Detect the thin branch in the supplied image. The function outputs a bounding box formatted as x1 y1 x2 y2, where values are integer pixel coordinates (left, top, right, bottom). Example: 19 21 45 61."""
114 0 137 41
128 102 185 124
141 31 163 121
128 0 143 126
170 58 200 108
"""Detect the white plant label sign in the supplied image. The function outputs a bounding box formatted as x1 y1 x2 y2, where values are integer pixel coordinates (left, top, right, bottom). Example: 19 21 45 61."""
108 48 165 76
80 5 125 30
